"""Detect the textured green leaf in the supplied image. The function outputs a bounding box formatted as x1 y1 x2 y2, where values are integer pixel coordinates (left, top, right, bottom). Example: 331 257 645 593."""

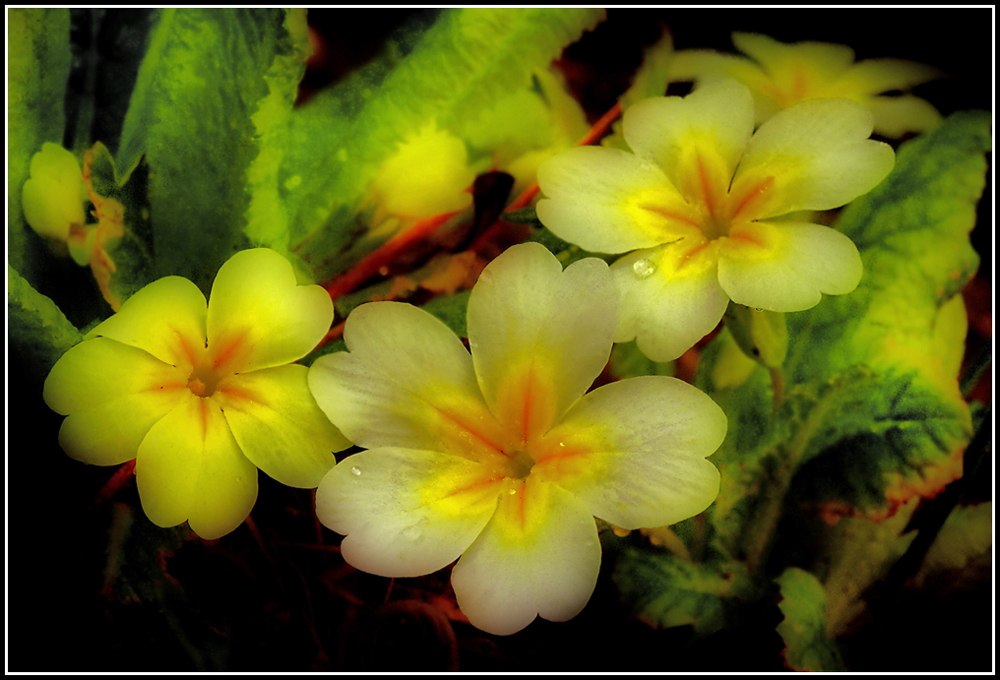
775 568 845 671
116 9 307 292
7 8 73 285
7 264 83 382
613 547 750 635
285 8 605 281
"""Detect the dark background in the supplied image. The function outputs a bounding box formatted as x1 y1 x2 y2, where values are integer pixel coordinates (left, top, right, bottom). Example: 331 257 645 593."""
8 8 993 672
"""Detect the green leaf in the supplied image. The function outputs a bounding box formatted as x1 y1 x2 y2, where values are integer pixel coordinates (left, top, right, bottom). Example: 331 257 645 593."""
610 340 674 379
285 8 605 282
818 503 919 637
775 568 845 671
909 502 992 591
7 264 84 383
7 8 73 285
613 547 750 635
116 9 307 292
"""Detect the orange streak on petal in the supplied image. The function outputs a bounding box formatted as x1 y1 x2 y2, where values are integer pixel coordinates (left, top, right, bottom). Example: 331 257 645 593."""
729 229 767 248
731 176 775 221
532 445 589 466
446 475 505 499
639 204 700 228
212 333 246 371
433 406 508 458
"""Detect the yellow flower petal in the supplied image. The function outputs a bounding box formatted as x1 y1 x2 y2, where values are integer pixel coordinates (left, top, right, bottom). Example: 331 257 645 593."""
717 221 863 312
864 94 943 138
308 301 509 464
21 142 86 241
316 448 501 578
206 249 333 374
85 276 208 367
44 336 187 416
451 476 601 636
731 32 856 107
136 390 258 539
56 393 182 467
834 58 945 98
538 376 725 529
215 364 346 488
468 243 618 438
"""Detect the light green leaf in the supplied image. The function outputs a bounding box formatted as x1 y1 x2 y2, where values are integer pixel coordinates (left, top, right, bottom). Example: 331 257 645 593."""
285 8 605 282
116 9 307 292
7 8 73 285
775 567 845 671
7 264 84 383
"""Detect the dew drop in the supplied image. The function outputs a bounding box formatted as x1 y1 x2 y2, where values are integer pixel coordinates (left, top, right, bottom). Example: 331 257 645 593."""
507 488 518 495
632 258 656 278
479 270 493 283
351 466 361 476
403 526 422 541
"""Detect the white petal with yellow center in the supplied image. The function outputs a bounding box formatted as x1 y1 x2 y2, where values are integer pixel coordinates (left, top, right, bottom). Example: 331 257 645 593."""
215 364 346 488
736 97 895 218
467 242 618 440
316 448 502 578
451 476 601 636
717 221 863 312
536 146 689 252
308 301 509 464
622 79 754 189
207 248 333 375
610 243 730 363
539 376 725 529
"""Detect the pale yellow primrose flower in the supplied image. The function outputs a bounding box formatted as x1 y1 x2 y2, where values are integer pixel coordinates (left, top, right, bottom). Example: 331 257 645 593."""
308 242 726 636
43 249 350 539
671 32 944 138
21 142 91 264
536 79 895 362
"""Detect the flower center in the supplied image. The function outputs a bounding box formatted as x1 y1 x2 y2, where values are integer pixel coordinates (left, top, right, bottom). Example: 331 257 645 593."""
186 355 223 398
505 446 536 480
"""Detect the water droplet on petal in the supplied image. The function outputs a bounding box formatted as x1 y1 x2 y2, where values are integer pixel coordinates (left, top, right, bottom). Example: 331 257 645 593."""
633 258 656 278
403 526 422 541
479 270 493 284
508 488 518 495
351 466 361 476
